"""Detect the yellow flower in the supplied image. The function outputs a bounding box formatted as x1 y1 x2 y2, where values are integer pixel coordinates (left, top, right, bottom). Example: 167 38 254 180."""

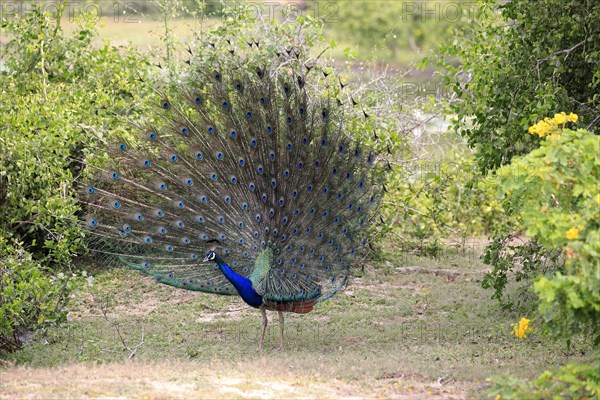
529 112 578 137
595 194 600 205
536 120 551 136
528 120 550 137
540 205 549 213
513 318 531 339
553 112 567 125
566 228 580 240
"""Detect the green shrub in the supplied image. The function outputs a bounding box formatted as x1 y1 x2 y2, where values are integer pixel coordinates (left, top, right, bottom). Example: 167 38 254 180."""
494 121 599 344
0 2 148 352
436 0 599 172
1 4 148 259
481 234 564 311
484 116 599 397
487 361 600 400
383 148 504 255
0 238 84 352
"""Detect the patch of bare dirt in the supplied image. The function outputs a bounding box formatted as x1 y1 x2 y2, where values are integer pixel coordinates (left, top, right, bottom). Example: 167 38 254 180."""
0 361 473 399
195 303 248 323
69 276 219 320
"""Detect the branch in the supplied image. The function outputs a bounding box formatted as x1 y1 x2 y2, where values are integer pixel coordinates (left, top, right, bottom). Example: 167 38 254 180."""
127 324 144 360
93 290 145 359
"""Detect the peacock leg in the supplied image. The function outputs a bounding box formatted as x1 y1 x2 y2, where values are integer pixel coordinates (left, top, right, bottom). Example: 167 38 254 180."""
278 311 285 350
259 307 268 350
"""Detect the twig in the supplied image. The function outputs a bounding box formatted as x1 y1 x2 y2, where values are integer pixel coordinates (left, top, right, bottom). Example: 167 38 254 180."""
127 325 144 359
93 290 145 359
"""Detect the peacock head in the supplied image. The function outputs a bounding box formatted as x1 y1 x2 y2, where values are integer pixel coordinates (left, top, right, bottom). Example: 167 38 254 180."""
203 250 218 263
203 239 223 263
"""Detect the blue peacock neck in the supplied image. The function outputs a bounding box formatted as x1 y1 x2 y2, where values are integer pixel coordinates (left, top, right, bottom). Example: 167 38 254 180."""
214 256 264 308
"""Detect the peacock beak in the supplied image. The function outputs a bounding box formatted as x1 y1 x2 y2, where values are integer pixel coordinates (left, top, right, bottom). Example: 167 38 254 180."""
202 255 211 262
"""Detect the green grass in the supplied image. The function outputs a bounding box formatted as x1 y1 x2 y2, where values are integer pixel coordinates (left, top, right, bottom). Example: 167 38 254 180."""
1 244 593 398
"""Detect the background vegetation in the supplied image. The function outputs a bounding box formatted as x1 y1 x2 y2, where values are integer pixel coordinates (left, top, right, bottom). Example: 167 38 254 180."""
1 0 598 398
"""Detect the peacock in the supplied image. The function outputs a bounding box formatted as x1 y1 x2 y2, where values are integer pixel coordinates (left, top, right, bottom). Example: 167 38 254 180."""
81 33 385 350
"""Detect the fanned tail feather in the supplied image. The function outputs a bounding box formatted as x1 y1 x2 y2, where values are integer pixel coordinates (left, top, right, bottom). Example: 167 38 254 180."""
81 26 386 304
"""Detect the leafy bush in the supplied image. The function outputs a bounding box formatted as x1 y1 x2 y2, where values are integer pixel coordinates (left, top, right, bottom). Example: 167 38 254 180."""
0 3 148 352
437 0 599 172
494 119 599 344
383 148 504 255
1 4 148 256
484 115 599 397
0 238 83 352
481 234 564 310
487 361 600 400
